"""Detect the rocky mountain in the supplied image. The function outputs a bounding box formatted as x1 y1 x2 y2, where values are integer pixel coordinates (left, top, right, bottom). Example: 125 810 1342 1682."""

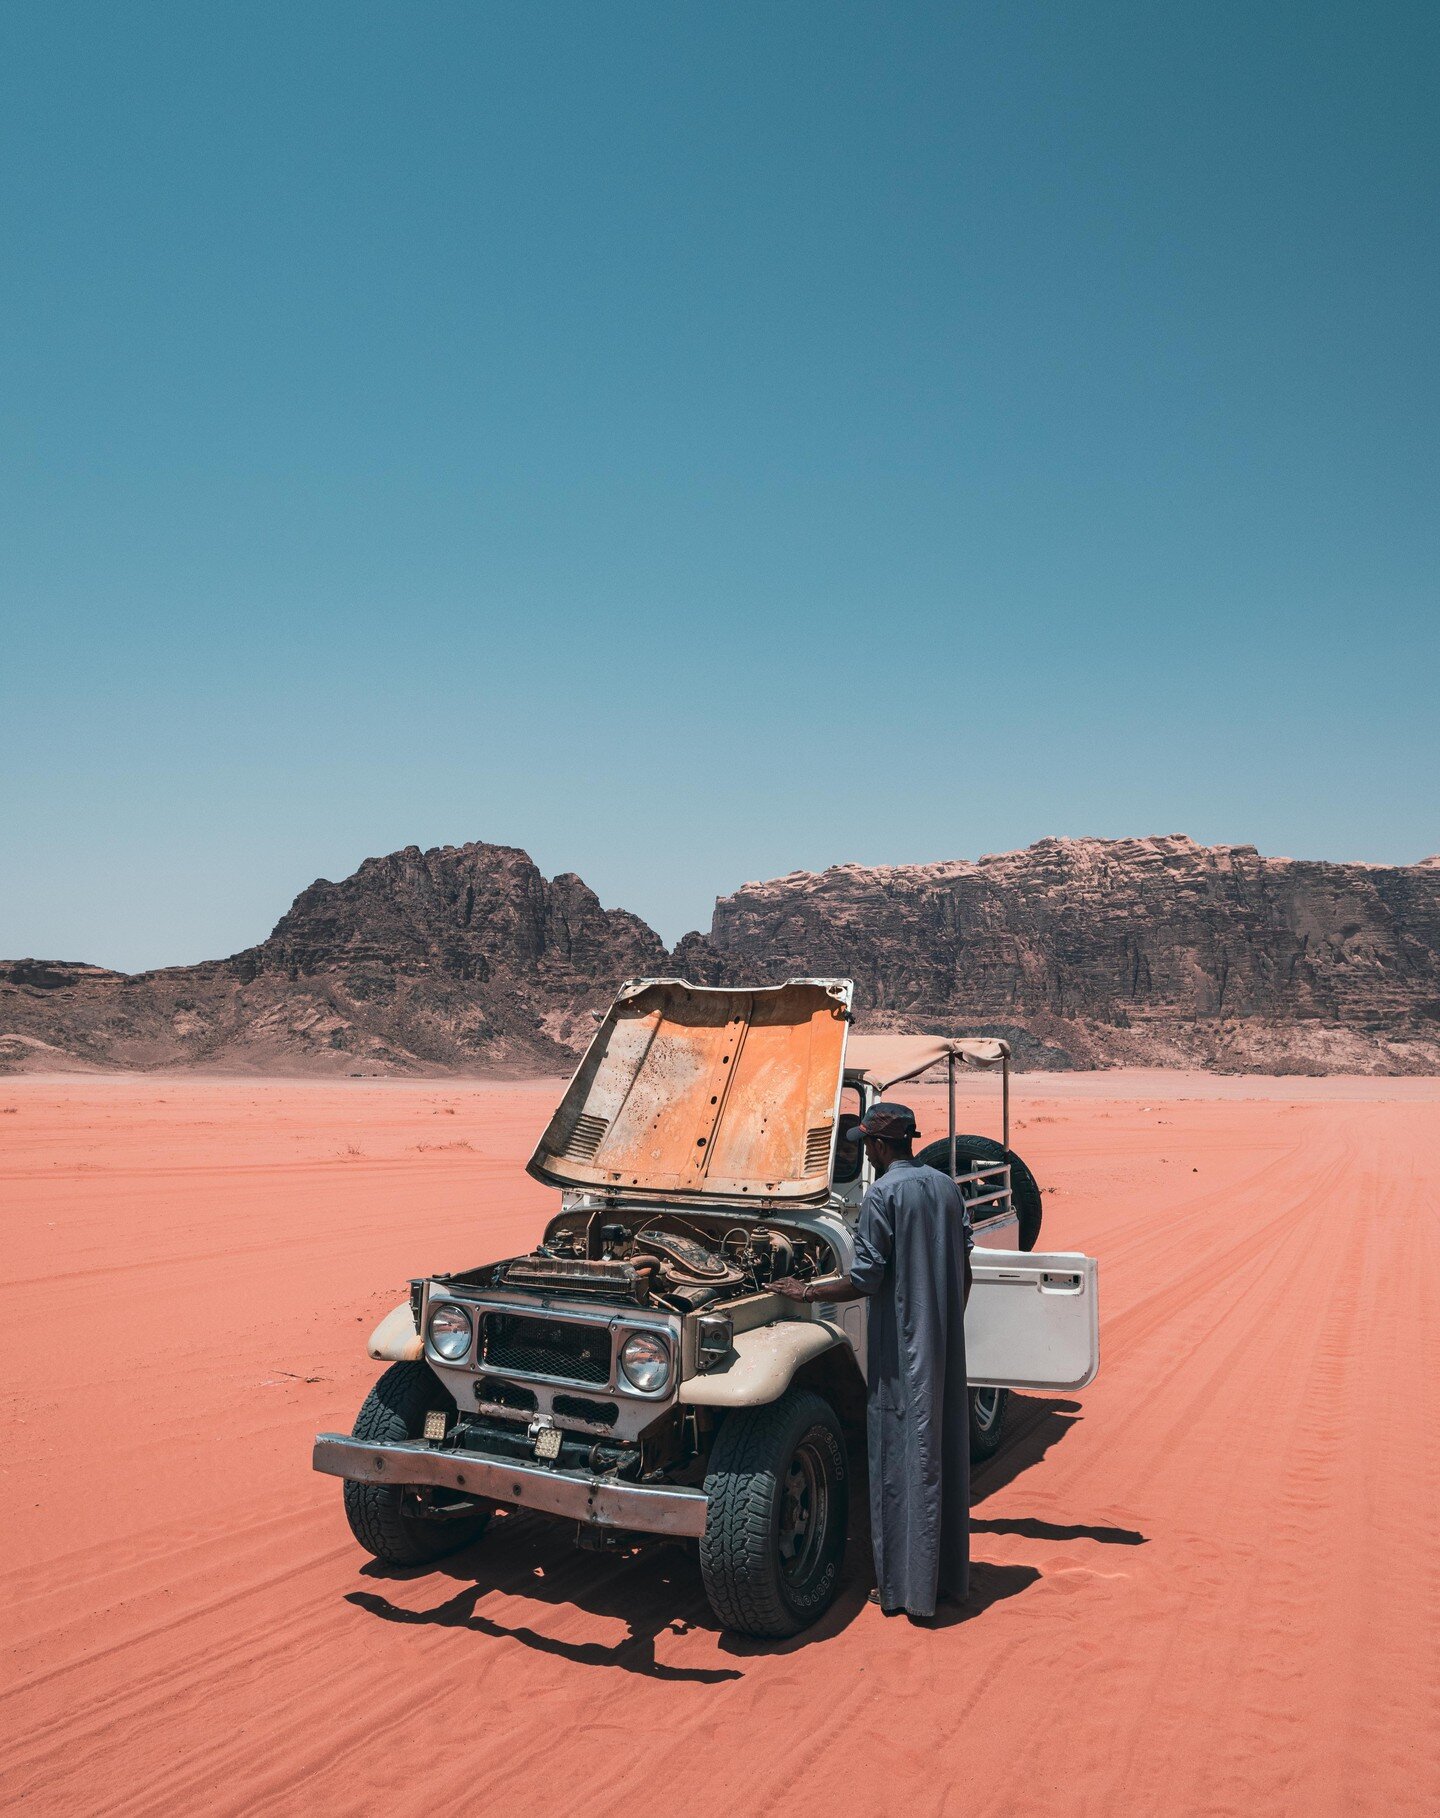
4 834 1439 1075
674 835 1440 1072
0 843 664 1076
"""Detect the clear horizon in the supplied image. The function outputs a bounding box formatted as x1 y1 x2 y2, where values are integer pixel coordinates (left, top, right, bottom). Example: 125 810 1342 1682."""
3 3 1437 971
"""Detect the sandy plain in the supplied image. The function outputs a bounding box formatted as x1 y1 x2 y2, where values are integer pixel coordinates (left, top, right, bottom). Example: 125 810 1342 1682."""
2 1071 1438 1817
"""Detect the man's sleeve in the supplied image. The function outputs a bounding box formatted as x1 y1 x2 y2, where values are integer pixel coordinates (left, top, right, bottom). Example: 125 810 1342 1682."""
938 1170 974 1254
848 1182 894 1296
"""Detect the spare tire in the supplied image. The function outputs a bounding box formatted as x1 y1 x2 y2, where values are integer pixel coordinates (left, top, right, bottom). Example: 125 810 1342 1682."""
916 1133 1043 1252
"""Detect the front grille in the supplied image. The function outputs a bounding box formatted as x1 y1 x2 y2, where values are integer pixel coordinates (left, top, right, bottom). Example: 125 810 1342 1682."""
553 1393 619 1428
478 1312 611 1385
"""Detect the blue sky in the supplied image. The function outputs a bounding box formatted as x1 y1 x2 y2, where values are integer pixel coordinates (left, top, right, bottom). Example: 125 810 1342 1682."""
3 2 1436 970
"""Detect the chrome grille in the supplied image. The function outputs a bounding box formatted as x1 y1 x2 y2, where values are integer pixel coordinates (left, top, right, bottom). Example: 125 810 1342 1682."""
478 1312 611 1385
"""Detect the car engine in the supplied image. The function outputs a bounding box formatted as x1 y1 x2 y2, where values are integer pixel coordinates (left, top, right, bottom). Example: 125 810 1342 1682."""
481 1210 834 1313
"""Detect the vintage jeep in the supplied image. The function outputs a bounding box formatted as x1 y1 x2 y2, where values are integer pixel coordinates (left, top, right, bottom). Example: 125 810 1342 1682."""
313 978 1099 1638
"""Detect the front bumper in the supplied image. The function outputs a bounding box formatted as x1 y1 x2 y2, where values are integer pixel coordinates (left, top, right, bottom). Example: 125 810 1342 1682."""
312 1434 709 1539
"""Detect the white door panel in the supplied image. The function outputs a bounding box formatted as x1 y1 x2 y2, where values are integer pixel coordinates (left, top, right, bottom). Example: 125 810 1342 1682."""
966 1248 1099 1391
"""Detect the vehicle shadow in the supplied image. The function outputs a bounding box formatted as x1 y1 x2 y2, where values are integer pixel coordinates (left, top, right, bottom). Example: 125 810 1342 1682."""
971 1394 1083 1505
347 1510 742 1683
969 1395 1148 1548
345 1394 1102 1671
970 1516 1147 1546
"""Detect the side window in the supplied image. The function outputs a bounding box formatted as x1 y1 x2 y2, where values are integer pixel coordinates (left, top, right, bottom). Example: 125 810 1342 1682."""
832 1085 864 1184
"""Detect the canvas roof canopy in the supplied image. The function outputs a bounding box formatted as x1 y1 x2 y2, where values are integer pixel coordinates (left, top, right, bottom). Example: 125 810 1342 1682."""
845 1034 1010 1093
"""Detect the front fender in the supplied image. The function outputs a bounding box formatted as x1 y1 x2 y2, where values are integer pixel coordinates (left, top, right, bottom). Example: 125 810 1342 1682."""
367 1301 423 1363
679 1318 847 1407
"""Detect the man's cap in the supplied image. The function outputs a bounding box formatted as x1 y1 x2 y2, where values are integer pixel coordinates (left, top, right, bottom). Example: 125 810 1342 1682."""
844 1101 920 1145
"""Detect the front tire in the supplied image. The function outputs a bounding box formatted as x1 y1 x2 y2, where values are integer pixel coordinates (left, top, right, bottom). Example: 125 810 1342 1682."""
343 1361 490 1567
699 1388 848 1639
969 1385 1010 1462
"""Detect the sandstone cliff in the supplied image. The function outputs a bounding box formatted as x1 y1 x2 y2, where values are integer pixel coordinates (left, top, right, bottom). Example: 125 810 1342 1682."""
672 835 1440 1072
0 843 664 1076
4 834 1438 1075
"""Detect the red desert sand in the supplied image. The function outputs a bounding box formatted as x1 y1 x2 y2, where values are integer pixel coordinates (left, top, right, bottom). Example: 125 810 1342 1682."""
3 1072 1439 1816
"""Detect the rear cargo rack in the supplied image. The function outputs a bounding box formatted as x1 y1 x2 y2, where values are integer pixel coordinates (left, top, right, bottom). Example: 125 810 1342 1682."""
958 1161 1014 1218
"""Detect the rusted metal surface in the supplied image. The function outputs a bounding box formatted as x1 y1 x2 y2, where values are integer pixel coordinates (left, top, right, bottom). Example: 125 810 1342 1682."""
311 1434 710 1537
528 978 853 1203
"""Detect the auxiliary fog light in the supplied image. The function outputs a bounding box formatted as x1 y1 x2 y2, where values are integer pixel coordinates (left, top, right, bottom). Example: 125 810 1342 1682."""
427 1301 473 1362
619 1330 671 1393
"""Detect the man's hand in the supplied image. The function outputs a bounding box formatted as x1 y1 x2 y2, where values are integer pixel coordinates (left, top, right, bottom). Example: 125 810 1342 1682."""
771 1273 868 1304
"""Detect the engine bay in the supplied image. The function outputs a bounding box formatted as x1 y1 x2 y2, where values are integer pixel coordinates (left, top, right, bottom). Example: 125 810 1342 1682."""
460 1208 837 1314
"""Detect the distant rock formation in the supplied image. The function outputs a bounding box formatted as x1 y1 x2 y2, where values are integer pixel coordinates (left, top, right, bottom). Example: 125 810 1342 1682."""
0 843 664 1076
250 842 664 996
4 834 1439 1075
673 835 1440 1072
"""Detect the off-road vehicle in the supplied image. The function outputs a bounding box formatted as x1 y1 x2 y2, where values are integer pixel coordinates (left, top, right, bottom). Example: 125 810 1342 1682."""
314 978 1099 1638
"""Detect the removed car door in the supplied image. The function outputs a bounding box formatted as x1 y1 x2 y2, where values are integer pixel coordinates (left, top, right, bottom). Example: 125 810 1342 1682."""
965 1249 1099 1391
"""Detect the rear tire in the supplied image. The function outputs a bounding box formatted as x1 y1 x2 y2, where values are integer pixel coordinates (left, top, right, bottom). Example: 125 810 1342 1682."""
917 1133 1044 1252
342 1361 490 1567
699 1389 848 1639
969 1385 1010 1462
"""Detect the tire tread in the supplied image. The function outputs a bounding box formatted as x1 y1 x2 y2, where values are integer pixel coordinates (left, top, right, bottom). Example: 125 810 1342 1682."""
699 1388 845 1640
342 1361 488 1567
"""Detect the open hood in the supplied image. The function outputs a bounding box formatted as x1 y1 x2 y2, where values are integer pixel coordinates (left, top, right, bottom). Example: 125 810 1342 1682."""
528 977 854 1204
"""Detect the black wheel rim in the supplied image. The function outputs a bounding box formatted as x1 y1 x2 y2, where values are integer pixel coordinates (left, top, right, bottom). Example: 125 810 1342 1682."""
778 1437 830 1586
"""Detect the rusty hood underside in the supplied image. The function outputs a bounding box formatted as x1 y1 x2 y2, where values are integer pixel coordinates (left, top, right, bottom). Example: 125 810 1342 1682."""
527 978 854 1204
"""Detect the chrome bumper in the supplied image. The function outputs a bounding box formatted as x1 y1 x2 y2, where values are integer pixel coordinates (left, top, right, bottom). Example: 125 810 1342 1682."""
312 1434 709 1539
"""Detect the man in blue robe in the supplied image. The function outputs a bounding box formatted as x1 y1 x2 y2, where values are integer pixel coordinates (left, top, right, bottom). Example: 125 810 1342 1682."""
773 1101 973 1618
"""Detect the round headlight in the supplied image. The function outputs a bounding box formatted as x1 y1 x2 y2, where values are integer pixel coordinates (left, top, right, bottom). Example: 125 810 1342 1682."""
620 1330 671 1393
427 1301 473 1362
